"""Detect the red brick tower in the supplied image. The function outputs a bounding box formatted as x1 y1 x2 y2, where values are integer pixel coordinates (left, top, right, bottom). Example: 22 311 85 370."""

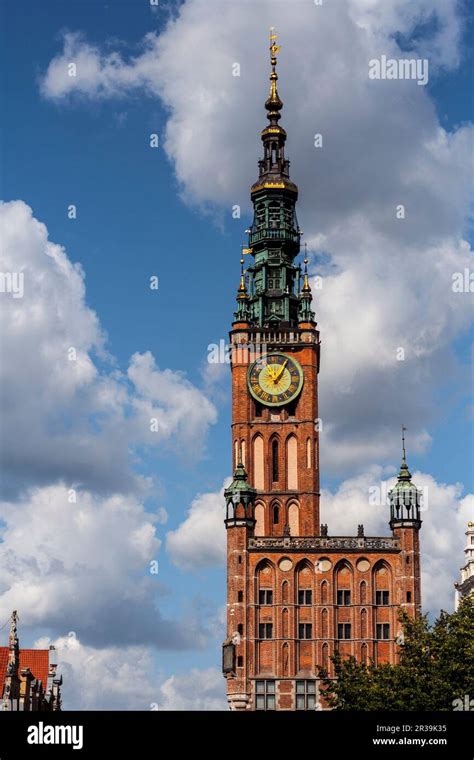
223 32 422 711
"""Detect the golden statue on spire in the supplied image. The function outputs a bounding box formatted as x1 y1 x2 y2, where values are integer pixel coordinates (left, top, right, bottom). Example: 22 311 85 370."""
269 27 281 58
267 27 282 107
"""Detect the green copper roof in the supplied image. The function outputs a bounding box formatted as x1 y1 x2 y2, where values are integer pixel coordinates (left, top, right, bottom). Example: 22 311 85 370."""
224 462 256 504
237 34 315 329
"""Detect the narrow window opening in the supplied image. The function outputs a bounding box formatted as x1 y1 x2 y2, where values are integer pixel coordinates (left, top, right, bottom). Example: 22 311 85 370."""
272 440 279 482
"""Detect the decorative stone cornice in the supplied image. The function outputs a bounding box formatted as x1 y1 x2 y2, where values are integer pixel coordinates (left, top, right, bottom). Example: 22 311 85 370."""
248 536 400 552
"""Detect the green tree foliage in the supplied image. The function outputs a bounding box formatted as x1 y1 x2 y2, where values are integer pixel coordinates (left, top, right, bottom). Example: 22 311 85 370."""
317 596 474 710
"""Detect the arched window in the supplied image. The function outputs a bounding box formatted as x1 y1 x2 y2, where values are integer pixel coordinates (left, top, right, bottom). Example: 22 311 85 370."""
286 435 298 490
254 502 265 536
296 562 313 605
255 202 265 229
253 435 264 490
268 201 280 227
335 561 354 606
272 439 279 483
361 643 368 665
241 440 246 467
273 504 280 524
282 580 289 604
322 643 329 671
282 608 289 638
373 562 392 606
282 642 289 675
361 608 367 638
360 581 367 605
288 501 299 536
306 438 311 469
256 560 275 608
321 608 328 637
321 581 328 605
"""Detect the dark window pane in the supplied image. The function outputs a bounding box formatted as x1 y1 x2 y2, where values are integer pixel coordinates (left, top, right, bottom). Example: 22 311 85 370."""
272 440 279 482
296 681 305 693
267 695 275 710
307 681 316 694
307 695 316 709
267 681 275 694
256 695 265 709
296 695 305 709
256 681 265 693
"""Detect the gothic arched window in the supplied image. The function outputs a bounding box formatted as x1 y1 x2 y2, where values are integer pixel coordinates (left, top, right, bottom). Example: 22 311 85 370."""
272 439 279 483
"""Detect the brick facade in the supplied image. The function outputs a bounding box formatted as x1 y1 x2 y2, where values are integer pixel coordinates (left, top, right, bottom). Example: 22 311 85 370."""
222 34 422 711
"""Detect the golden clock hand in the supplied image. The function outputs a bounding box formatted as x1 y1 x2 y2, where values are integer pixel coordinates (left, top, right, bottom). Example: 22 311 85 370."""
274 359 288 384
266 365 276 381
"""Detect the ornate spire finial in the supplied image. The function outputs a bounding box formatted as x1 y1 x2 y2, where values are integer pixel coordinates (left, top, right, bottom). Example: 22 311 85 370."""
302 243 311 293
238 256 246 292
397 425 412 481
233 249 251 323
266 27 283 119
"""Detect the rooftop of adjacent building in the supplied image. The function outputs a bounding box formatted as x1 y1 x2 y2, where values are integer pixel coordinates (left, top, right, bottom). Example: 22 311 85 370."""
0 647 50 692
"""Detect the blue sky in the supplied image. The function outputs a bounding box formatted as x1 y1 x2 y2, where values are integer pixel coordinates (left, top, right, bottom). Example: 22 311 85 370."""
0 0 473 708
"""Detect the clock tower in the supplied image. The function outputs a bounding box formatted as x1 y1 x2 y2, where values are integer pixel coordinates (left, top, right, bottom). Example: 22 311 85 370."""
223 32 422 711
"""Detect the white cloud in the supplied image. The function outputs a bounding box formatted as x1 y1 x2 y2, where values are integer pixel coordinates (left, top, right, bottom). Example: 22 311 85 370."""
0 483 198 648
166 483 228 571
34 633 226 710
127 351 217 454
155 666 226 710
34 634 160 710
0 200 217 498
346 0 462 68
38 1 473 474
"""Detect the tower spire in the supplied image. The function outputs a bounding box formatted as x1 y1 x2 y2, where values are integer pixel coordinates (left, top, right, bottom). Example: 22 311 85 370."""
266 28 283 124
233 252 250 324
398 424 412 480
389 427 421 527
244 30 306 328
299 243 316 323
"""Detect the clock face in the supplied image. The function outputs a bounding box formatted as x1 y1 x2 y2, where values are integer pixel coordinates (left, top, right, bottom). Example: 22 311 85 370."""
247 353 304 407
